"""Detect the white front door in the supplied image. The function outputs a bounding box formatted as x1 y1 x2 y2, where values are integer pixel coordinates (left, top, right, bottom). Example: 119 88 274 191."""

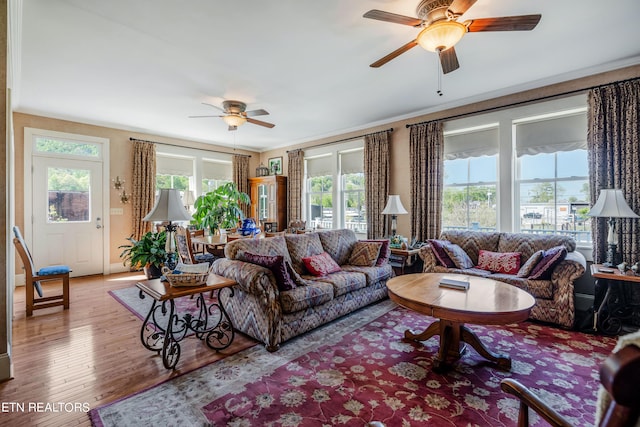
32 156 104 276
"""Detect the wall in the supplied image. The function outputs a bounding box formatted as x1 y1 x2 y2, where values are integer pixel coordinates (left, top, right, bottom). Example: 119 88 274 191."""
260 64 640 241
12 113 260 271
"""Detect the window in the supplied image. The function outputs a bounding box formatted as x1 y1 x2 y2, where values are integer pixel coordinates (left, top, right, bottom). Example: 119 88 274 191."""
156 155 192 191
47 167 90 222
443 156 497 231
442 125 499 231
304 141 366 234
34 136 101 158
515 111 590 244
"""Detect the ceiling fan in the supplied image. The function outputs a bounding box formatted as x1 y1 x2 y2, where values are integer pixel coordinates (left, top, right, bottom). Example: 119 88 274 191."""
189 100 275 131
364 0 541 74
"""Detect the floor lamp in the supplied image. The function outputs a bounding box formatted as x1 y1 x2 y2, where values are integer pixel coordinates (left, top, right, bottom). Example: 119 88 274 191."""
381 195 408 238
587 189 639 267
143 189 193 272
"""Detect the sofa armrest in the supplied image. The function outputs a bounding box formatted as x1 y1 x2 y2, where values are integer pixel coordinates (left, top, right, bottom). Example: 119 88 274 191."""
212 258 279 303
418 244 438 272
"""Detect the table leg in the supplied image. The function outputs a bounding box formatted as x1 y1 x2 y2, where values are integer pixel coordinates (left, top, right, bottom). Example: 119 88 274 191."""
187 288 235 351
161 300 181 369
403 319 511 372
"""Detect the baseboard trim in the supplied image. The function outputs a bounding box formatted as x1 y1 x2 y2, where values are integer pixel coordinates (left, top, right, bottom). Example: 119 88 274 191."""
109 263 130 274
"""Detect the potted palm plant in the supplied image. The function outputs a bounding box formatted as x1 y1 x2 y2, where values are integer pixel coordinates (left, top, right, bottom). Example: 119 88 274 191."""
192 182 251 235
118 231 167 279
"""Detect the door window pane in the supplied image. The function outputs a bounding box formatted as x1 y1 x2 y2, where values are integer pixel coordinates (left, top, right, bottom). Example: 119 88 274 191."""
47 167 90 222
36 137 100 158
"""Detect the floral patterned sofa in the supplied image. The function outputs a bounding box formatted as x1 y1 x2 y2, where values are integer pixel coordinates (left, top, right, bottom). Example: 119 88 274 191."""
419 230 587 329
212 229 393 351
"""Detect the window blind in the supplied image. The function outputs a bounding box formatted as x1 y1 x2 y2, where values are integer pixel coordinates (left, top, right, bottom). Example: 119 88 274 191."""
306 154 334 178
202 160 232 180
444 126 499 160
340 149 363 174
156 155 193 176
515 112 587 156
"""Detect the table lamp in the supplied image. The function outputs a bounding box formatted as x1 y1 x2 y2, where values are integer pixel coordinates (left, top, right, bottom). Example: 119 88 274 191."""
381 195 408 238
182 190 196 212
587 189 639 266
143 189 193 272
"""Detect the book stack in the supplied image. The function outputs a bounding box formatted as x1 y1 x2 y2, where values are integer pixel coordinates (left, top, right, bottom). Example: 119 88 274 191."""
439 275 470 291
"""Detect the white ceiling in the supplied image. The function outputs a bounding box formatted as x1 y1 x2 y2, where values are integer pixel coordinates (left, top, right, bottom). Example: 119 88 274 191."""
14 0 640 152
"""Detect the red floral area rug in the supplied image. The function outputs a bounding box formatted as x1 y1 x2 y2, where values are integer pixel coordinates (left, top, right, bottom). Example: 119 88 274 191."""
91 300 617 427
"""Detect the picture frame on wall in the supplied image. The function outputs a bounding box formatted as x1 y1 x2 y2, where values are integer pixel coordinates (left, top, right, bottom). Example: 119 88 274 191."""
268 157 283 175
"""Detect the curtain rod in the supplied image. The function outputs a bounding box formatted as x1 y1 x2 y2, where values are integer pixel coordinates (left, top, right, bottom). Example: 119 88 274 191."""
286 128 393 153
129 137 251 157
405 75 640 128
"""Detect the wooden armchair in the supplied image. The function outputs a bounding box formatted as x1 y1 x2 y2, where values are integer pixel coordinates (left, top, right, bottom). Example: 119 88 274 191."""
12 226 71 316
501 343 640 427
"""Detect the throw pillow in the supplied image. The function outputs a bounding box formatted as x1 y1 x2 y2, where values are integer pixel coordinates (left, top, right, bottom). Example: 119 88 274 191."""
362 239 391 266
348 241 383 267
517 250 545 278
302 252 342 276
440 241 474 269
477 250 521 275
428 239 456 268
528 245 567 280
238 251 297 291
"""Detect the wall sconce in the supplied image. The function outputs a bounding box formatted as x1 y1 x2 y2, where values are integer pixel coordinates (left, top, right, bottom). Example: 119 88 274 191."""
113 176 124 190
120 190 130 204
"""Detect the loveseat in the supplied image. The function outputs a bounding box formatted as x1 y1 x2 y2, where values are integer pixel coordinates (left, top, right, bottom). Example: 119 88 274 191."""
419 230 587 328
211 229 393 351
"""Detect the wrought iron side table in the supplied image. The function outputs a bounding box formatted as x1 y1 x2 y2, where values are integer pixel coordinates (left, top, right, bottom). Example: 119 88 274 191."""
136 274 237 369
590 263 640 335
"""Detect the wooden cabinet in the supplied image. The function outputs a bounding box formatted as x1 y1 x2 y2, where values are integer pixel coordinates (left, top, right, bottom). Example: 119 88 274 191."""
249 176 287 232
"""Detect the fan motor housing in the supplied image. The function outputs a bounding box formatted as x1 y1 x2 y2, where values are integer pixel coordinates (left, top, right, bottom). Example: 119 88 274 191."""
222 100 247 114
416 0 453 25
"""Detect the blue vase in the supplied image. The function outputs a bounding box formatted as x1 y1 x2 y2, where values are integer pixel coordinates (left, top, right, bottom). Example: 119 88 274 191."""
239 218 260 236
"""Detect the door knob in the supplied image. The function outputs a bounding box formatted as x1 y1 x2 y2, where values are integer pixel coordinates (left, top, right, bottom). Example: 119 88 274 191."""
96 217 102 229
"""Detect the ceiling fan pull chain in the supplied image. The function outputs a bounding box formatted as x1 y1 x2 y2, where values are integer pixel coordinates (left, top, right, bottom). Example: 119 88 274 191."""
436 49 443 96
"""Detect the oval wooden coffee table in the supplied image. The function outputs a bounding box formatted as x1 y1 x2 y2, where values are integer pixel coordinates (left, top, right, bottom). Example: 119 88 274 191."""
387 273 535 372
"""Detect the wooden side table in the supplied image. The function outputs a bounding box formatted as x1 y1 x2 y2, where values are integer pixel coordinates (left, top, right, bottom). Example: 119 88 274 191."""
590 264 640 335
389 248 421 275
136 274 237 369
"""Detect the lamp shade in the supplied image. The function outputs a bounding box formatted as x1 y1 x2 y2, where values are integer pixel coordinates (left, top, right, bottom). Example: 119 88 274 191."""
182 190 196 206
416 21 466 52
143 189 193 222
381 195 408 215
587 189 639 218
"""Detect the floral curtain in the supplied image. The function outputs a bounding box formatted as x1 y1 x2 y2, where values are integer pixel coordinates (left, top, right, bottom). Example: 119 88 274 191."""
364 131 391 238
409 121 444 242
588 78 640 264
287 149 304 226
131 140 156 240
233 154 251 218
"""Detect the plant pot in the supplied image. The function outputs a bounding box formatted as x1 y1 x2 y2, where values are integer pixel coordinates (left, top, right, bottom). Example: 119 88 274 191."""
144 264 162 280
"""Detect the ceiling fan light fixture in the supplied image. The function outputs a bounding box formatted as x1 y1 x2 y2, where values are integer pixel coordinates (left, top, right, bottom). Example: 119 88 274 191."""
416 20 466 52
222 114 247 127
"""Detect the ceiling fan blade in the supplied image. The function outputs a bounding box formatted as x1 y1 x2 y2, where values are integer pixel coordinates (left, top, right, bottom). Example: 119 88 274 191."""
370 40 418 68
439 46 460 74
202 102 225 112
188 115 222 118
466 14 541 32
448 0 477 16
363 10 422 27
247 117 275 128
245 109 269 117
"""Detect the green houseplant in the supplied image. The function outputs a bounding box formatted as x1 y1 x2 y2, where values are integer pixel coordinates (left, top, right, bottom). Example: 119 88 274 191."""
192 182 251 234
118 231 167 279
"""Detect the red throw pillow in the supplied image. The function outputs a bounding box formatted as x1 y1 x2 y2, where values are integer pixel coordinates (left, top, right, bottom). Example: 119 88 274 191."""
302 252 342 276
477 250 521 275
238 251 297 291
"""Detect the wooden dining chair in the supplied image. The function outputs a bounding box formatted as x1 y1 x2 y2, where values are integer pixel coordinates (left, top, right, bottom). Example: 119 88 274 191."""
12 226 71 316
190 228 206 255
175 226 215 265
501 343 640 427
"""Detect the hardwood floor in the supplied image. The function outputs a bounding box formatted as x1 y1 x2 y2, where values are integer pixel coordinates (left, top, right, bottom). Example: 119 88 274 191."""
0 272 257 426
